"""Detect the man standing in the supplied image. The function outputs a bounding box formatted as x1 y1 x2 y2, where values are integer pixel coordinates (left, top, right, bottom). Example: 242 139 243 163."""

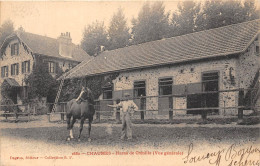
108 93 138 140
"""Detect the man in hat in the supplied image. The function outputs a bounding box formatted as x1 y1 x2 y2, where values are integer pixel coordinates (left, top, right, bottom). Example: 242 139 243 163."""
108 93 138 140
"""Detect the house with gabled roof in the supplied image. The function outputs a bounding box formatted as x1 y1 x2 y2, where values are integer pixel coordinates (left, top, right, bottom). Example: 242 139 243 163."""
0 31 91 104
64 19 260 116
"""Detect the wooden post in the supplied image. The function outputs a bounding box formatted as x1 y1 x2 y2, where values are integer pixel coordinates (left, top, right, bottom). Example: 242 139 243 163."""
201 94 207 121
27 104 30 122
96 101 100 122
61 104 64 122
169 96 173 121
238 89 244 121
47 104 51 122
116 99 120 123
140 97 145 121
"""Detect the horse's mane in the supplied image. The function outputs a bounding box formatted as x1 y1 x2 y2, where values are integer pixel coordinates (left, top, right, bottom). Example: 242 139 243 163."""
81 87 95 105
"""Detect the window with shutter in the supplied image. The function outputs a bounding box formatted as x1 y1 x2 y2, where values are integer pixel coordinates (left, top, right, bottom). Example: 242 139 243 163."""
159 77 173 95
22 61 30 73
48 61 55 73
11 43 19 56
11 63 19 75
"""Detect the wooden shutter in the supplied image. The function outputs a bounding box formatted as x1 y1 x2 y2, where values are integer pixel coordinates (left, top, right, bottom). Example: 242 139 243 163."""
11 44 14 55
11 64 14 75
22 62 25 73
16 63 19 75
55 62 59 73
1 67 3 77
28 61 30 72
6 66 8 77
16 44 19 55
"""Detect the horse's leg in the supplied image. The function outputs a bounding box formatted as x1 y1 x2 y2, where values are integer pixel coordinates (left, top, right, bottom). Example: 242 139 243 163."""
66 114 71 130
78 117 85 142
68 117 76 140
88 117 93 142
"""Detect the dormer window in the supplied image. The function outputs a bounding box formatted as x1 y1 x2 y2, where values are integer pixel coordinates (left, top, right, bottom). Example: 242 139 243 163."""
11 43 19 56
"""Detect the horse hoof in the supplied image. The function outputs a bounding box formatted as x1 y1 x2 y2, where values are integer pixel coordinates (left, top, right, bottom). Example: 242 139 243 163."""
88 138 92 142
67 137 71 141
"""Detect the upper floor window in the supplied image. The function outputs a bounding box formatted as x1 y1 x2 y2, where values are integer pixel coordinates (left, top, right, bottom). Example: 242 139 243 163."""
22 61 30 73
102 83 113 99
159 77 173 95
1 66 8 77
11 43 19 56
48 61 55 73
134 81 146 97
11 63 19 75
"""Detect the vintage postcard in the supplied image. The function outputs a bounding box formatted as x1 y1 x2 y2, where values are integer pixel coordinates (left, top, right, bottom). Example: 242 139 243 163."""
0 1 259 166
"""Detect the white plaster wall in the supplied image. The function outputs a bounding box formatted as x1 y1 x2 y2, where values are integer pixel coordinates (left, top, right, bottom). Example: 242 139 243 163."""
0 39 34 86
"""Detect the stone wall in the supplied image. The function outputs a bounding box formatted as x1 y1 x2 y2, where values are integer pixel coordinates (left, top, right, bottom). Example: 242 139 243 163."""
112 57 239 116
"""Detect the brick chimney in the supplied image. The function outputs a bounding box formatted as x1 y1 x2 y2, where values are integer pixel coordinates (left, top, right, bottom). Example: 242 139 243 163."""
58 32 73 58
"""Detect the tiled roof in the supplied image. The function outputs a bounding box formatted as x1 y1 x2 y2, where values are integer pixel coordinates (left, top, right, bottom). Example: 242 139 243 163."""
1 31 91 62
64 19 260 79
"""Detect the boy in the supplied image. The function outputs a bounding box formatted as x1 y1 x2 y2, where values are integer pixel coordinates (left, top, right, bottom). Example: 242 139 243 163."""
108 93 138 140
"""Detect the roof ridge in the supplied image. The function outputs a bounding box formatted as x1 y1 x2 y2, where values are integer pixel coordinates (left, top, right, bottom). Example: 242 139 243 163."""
100 19 260 55
17 30 58 42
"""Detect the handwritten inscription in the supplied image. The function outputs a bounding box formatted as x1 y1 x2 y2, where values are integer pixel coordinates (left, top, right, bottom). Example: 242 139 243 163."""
183 143 260 166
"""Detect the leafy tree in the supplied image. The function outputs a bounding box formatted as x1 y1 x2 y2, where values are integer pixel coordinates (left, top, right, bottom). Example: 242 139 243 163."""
0 20 14 46
81 21 108 56
131 2 170 45
170 1 201 37
24 62 58 103
107 8 131 50
195 0 259 31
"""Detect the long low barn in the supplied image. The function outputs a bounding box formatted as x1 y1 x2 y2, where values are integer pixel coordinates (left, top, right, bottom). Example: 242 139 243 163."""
64 19 260 116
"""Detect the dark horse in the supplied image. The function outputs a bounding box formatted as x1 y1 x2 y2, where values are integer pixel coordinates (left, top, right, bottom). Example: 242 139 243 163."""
66 86 95 142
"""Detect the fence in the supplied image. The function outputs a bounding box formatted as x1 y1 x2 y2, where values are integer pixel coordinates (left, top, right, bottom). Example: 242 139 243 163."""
0 103 32 121
46 88 259 122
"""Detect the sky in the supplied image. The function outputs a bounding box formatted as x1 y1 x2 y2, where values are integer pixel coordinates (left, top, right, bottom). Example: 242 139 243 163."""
0 1 259 44
0 1 181 44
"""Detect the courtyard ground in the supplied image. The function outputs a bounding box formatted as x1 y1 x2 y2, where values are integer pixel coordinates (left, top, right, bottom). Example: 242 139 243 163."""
0 115 259 166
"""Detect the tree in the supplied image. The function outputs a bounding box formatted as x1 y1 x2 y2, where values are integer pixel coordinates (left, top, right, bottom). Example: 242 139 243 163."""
81 21 108 56
24 62 58 103
195 0 259 31
170 1 201 37
0 20 14 46
107 8 131 50
131 2 170 45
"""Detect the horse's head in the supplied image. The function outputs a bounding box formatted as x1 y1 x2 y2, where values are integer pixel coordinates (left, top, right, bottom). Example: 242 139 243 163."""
79 86 94 102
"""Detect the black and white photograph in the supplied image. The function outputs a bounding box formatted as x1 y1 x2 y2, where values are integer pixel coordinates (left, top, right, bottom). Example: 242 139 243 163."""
0 1 259 165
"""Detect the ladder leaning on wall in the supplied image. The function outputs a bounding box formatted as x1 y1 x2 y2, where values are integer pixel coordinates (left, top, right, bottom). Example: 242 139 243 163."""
51 58 95 113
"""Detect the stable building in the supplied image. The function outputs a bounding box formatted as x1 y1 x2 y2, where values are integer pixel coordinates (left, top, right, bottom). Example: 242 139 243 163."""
0 31 91 104
64 20 260 116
